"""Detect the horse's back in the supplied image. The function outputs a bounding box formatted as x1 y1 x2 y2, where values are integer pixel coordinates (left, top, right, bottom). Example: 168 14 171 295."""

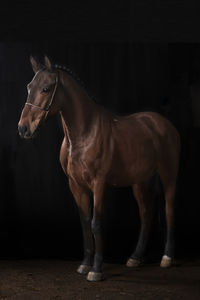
114 111 180 151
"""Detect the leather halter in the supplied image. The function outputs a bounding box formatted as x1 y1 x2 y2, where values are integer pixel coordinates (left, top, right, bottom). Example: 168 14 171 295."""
25 75 58 112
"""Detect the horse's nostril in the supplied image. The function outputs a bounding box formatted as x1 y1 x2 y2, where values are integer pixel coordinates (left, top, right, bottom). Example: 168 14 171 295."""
18 125 29 137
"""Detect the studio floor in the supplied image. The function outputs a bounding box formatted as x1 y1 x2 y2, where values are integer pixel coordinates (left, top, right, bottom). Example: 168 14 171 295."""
0 259 199 300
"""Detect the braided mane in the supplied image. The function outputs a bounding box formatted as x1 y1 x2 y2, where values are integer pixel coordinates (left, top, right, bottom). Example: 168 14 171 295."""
54 64 99 104
54 64 85 89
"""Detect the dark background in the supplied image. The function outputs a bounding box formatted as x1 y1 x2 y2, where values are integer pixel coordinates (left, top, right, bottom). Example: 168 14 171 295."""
0 1 200 263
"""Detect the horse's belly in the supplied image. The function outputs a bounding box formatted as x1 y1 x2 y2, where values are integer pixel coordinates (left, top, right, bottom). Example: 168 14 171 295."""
107 146 156 186
107 164 155 186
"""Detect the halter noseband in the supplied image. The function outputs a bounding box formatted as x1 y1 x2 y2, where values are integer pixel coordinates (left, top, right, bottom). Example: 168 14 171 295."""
25 75 58 112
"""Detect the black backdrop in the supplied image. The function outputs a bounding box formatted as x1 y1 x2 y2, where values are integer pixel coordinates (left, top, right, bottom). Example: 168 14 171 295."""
0 41 200 262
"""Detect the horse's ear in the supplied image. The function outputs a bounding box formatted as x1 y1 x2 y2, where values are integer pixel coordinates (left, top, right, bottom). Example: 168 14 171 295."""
30 56 43 74
44 56 52 70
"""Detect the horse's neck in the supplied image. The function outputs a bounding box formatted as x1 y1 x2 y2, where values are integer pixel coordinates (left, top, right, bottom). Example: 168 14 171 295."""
59 71 101 144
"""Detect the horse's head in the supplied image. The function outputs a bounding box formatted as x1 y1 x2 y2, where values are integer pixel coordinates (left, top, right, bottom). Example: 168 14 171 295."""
18 56 60 139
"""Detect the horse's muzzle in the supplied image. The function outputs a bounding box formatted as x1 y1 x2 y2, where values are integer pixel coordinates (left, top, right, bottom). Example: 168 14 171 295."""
18 124 31 139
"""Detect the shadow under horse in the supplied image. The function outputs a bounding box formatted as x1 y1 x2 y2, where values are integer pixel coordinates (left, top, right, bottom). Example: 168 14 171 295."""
18 56 180 281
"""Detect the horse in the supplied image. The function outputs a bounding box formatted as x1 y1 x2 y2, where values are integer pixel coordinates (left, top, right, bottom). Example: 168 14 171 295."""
18 56 181 281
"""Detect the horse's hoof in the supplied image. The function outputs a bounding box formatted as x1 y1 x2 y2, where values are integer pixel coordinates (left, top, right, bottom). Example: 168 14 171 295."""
77 264 91 275
126 258 141 267
160 255 172 268
87 271 104 281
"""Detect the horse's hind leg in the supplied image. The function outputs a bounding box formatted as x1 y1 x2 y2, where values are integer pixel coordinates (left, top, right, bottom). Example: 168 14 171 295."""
126 182 154 267
158 128 180 267
158 170 177 268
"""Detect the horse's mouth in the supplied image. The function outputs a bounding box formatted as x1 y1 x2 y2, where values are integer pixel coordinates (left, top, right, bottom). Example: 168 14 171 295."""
30 124 41 139
22 124 40 139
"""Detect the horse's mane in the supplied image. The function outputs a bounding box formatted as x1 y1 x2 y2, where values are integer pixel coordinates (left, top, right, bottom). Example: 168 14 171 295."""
53 63 101 105
54 64 85 89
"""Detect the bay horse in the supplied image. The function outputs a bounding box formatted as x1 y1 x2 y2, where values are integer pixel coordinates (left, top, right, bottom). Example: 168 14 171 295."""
18 56 180 281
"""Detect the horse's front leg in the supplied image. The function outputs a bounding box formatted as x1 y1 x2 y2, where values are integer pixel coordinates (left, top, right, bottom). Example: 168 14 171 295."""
69 179 94 275
87 180 105 282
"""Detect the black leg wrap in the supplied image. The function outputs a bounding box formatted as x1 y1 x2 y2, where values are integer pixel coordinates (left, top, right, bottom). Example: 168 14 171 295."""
130 231 147 261
164 242 174 258
164 228 174 258
91 217 103 273
92 253 103 272
131 245 145 260
91 218 101 234
82 248 94 266
130 254 143 261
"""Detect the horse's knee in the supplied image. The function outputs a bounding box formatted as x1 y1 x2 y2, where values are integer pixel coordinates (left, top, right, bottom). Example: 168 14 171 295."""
80 214 91 225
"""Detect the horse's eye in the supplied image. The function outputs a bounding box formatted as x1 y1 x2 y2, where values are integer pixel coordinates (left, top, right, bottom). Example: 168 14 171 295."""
42 87 50 93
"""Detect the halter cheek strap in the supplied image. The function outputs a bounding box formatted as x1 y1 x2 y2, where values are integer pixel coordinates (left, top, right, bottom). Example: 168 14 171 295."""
25 75 58 113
